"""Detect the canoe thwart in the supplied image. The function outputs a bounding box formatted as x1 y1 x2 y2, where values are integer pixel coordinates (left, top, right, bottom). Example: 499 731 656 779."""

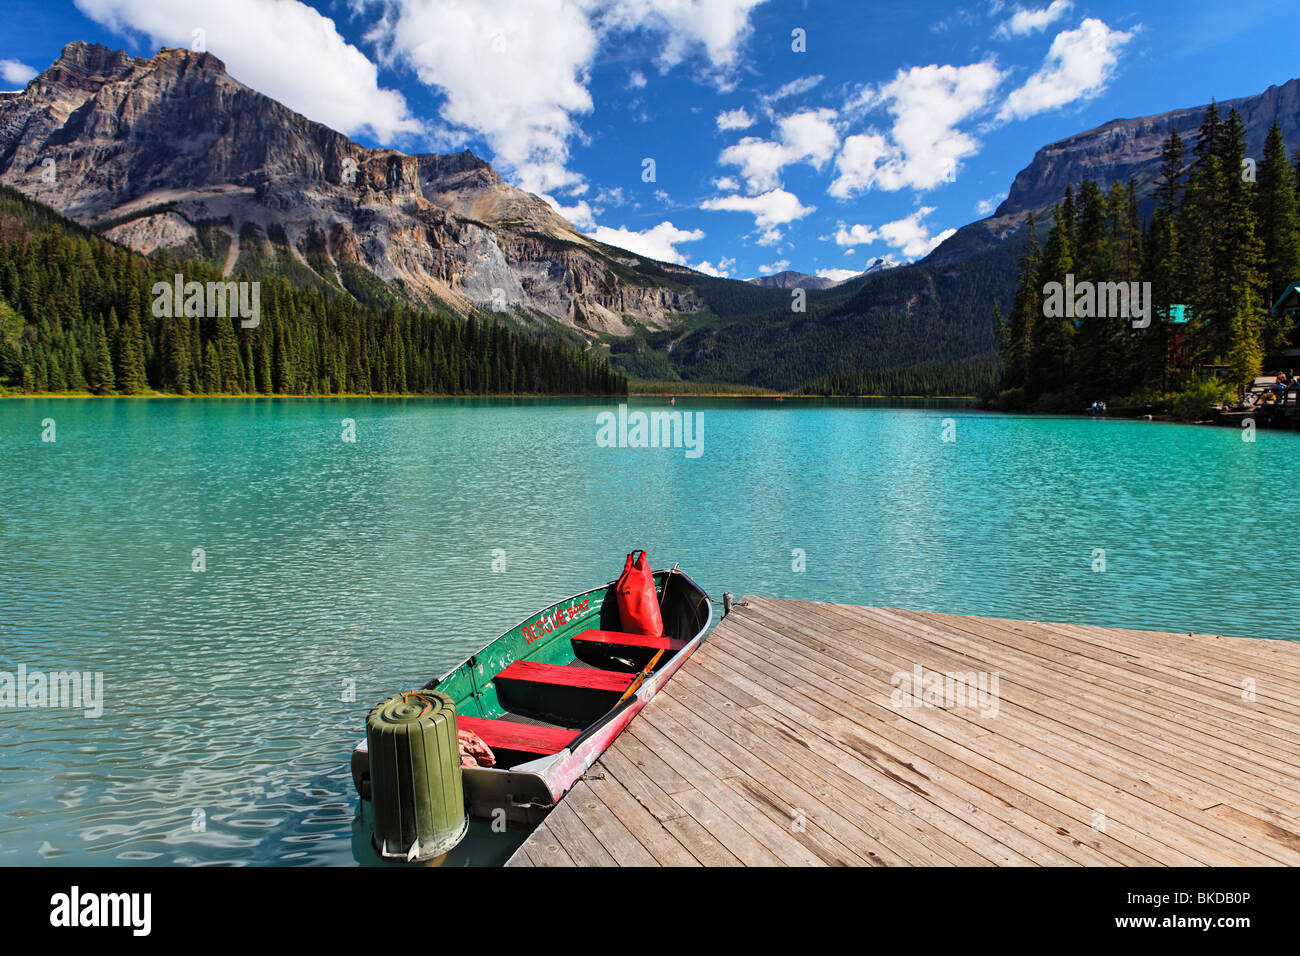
495 660 636 693
456 716 579 757
494 660 640 726
572 629 689 653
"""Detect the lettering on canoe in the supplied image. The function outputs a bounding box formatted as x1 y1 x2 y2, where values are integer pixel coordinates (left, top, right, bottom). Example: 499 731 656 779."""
522 599 591 645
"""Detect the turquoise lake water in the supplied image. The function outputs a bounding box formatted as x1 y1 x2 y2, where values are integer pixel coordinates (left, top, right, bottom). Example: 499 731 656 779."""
1 397 1297 866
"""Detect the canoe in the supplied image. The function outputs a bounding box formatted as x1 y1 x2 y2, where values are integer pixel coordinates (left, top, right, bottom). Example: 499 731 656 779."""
351 566 712 825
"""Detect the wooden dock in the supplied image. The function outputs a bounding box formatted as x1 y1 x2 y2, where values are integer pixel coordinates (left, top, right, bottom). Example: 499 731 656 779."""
507 596 1300 866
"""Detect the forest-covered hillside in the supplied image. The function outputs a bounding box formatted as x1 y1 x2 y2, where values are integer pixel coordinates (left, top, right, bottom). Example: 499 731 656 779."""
995 108 1300 414
605 231 1021 396
0 185 626 396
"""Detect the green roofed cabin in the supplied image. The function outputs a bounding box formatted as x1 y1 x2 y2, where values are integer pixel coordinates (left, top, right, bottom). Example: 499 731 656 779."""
1271 282 1300 316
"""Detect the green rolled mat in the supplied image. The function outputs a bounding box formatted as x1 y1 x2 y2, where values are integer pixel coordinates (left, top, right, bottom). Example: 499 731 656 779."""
366 690 468 862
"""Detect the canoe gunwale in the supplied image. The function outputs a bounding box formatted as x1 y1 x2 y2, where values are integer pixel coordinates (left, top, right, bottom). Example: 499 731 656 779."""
423 576 626 692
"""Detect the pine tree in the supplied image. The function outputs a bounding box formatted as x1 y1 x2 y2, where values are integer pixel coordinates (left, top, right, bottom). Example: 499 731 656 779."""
1220 109 1266 381
1147 129 1185 384
114 308 148 394
1179 102 1230 366
88 323 115 395
202 341 222 393
1256 120 1300 352
1072 180 1112 395
1029 203 1075 399
997 211 1041 391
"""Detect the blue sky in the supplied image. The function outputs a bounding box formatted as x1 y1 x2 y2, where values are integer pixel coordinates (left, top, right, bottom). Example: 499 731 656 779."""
1 1 1295 280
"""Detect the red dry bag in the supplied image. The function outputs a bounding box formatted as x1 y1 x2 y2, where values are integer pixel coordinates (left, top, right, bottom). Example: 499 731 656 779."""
616 550 664 637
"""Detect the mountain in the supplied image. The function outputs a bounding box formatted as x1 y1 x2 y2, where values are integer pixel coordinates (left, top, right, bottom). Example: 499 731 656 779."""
0 182 627 396
747 270 838 290
0 42 701 336
6 41 1297 396
644 76 1300 391
747 258 898 290
924 77 1300 269
998 78 1300 218
862 255 901 275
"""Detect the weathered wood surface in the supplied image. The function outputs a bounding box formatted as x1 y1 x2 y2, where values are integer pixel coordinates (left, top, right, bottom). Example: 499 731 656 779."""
508 597 1300 866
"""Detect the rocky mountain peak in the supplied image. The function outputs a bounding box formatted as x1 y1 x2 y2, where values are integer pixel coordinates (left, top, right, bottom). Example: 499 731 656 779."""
48 41 140 82
0 42 702 334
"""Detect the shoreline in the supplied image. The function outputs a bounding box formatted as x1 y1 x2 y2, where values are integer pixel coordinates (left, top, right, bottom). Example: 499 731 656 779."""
7 392 1292 429
1 390 982 401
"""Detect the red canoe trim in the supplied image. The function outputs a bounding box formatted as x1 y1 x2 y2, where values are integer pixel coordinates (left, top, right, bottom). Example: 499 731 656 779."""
457 716 579 756
572 629 689 653
495 660 635 693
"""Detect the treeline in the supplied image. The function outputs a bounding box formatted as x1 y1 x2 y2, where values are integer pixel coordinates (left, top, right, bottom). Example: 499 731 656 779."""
0 185 626 396
996 105 1300 407
800 355 1000 397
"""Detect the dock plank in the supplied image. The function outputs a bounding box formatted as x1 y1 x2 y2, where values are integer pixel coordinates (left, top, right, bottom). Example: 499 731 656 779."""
508 598 1300 866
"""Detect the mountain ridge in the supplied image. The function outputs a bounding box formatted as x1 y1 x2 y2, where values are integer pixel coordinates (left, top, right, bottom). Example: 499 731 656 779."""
4 41 1299 394
914 75 1300 274
0 41 702 336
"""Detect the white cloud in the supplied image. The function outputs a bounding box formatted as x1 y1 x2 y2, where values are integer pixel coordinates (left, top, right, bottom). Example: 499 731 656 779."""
997 18 1134 121
0 58 37 87
716 107 754 131
628 70 647 88
367 0 766 194
998 1 1073 38
816 267 859 282
719 108 840 192
73 0 422 142
761 74 824 107
544 195 597 229
834 223 881 247
758 260 791 275
976 191 1008 215
832 61 1003 196
701 188 815 245
366 0 596 193
599 0 767 73
712 175 741 191
693 256 736 277
719 139 788 193
833 207 955 260
586 220 705 264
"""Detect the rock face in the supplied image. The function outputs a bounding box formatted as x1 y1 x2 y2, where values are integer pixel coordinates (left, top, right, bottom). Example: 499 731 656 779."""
920 77 1300 268
997 78 1300 219
0 42 700 333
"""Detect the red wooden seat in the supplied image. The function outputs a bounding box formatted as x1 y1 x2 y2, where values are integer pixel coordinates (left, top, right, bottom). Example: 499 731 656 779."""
573 629 688 653
494 660 635 693
457 715 578 756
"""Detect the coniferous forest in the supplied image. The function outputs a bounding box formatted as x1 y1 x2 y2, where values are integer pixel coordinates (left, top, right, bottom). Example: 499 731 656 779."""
0 185 627 397
994 105 1300 413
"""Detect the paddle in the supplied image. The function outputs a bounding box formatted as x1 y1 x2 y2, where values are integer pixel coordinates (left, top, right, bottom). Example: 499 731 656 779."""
616 648 665 704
